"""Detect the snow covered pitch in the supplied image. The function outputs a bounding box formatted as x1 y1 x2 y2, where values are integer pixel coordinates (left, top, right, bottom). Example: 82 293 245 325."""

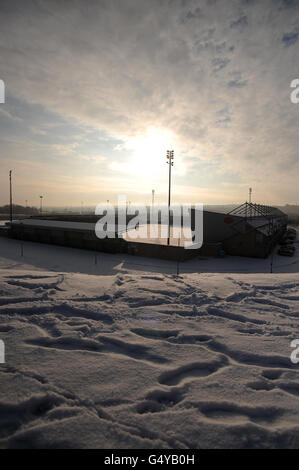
0 235 299 448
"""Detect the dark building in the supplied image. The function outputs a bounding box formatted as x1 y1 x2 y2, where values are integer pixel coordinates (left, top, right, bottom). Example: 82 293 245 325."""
199 202 287 258
6 202 287 260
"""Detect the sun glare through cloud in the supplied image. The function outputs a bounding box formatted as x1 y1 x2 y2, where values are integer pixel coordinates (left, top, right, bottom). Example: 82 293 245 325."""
110 127 184 185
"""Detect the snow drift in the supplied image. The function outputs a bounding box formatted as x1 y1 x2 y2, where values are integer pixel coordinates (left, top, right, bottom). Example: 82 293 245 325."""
0 236 299 448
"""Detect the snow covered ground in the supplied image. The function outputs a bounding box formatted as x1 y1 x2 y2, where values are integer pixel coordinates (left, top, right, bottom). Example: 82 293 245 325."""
1 234 299 448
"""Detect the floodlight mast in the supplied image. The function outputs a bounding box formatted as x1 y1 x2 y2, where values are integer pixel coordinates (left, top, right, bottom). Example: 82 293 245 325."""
166 150 174 246
9 170 12 223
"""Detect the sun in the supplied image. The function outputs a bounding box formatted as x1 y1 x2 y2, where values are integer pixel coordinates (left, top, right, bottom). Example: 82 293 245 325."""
126 127 176 178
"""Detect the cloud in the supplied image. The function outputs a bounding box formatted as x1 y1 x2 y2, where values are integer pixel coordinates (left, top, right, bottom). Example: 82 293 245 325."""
230 15 248 29
0 0 299 204
281 0 299 8
227 79 248 88
282 30 299 46
212 57 231 71
183 7 201 21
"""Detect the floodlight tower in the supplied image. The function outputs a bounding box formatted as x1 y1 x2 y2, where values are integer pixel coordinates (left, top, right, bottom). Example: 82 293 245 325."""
166 150 174 246
9 170 13 223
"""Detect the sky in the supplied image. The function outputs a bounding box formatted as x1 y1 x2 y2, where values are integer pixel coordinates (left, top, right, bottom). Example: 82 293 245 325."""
0 0 299 208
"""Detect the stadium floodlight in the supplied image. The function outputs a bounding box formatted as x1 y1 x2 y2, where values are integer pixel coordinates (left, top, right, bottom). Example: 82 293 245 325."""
166 150 174 245
249 187 252 203
152 189 155 206
9 170 13 223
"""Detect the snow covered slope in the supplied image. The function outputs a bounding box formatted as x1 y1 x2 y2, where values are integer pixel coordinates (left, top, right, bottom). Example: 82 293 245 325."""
0 237 299 448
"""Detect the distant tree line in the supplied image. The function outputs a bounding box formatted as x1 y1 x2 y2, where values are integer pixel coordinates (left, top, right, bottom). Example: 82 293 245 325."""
0 204 39 215
281 205 299 215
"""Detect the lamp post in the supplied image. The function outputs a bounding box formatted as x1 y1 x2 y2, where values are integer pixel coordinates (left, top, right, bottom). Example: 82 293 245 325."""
40 195 43 215
249 187 252 218
9 170 12 223
166 150 174 246
152 189 155 206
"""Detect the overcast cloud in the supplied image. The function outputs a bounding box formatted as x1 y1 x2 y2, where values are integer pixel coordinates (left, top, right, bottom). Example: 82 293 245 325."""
0 0 299 206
